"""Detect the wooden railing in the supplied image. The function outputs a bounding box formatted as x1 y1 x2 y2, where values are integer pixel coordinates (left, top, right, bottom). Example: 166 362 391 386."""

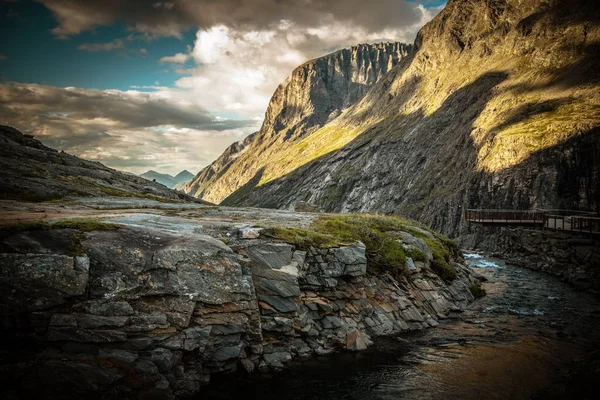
545 214 600 234
465 209 600 235
464 209 546 224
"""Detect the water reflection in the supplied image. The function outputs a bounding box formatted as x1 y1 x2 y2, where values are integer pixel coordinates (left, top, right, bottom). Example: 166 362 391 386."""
202 254 600 399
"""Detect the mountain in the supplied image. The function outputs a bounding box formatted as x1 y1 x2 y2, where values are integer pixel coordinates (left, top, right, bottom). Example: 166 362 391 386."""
0 125 205 203
140 169 195 188
174 169 194 182
183 42 413 202
185 0 600 236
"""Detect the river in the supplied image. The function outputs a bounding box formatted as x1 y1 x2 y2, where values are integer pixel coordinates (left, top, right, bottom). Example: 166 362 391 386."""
202 254 600 399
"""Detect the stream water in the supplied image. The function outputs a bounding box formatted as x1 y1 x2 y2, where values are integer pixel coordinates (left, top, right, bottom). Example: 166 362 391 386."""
203 255 600 399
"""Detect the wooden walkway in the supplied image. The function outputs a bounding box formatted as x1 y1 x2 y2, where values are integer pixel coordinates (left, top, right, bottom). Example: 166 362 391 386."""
465 209 600 235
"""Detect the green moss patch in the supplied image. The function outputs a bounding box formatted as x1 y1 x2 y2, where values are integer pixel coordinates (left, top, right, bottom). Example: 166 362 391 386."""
406 247 427 262
423 237 457 282
262 214 458 280
51 219 120 232
261 226 345 249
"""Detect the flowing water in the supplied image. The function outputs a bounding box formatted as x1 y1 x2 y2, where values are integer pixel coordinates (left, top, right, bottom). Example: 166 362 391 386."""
203 255 600 399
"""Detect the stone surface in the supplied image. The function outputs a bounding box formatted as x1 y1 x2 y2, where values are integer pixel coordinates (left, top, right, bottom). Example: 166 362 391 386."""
345 329 371 351
398 232 433 261
247 243 294 270
0 253 89 313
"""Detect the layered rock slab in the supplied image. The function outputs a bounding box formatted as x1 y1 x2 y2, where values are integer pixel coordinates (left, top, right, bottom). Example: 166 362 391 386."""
0 221 476 399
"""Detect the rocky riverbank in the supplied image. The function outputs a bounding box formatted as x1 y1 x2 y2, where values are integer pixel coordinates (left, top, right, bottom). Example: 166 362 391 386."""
0 200 478 399
462 226 600 294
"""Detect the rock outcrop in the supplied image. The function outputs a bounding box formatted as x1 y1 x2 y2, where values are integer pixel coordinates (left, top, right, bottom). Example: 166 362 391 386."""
183 42 412 204
0 125 205 203
0 208 477 399
186 0 600 237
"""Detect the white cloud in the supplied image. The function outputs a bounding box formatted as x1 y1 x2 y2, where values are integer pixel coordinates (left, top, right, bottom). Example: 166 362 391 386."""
193 25 231 64
159 52 190 63
161 4 441 118
0 83 260 175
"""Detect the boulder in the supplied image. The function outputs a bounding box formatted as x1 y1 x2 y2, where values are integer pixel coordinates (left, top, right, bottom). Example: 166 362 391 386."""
238 227 263 239
83 229 254 305
212 345 243 362
397 232 434 261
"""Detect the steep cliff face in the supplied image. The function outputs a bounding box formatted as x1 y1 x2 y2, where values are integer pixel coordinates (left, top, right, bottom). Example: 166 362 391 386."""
191 0 600 236
183 43 412 203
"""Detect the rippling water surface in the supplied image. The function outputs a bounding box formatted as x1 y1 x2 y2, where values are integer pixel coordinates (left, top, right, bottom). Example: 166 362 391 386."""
203 255 600 399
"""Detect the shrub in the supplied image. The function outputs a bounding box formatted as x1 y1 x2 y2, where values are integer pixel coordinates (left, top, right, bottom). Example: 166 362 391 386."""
470 284 487 298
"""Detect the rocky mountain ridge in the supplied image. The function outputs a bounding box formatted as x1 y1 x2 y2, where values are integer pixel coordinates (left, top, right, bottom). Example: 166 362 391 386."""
186 0 600 237
0 125 204 204
183 42 413 203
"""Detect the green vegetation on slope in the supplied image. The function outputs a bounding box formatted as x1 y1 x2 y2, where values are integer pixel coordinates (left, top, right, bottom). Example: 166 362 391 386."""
262 214 457 281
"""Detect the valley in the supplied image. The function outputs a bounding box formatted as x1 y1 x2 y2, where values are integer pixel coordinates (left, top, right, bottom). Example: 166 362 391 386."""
1 0 599 398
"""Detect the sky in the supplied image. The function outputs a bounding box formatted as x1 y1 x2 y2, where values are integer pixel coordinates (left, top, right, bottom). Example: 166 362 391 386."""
0 0 446 176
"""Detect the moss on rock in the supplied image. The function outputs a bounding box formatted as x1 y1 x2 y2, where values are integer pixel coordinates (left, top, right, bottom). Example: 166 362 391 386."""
262 214 459 280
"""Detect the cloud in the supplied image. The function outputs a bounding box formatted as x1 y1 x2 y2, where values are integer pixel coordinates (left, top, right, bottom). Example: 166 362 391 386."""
0 82 260 174
78 39 125 52
38 0 429 38
162 4 440 117
159 52 189 63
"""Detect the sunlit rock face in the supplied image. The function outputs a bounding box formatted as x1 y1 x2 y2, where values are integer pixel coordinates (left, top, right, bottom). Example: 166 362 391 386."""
187 0 600 236
182 42 412 204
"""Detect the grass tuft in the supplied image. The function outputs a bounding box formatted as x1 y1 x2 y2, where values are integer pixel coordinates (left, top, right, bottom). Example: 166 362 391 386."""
261 227 345 249
51 219 120 232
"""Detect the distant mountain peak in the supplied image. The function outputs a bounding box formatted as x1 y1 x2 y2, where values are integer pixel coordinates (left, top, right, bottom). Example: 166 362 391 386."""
174 170 194 180
140 169 195 188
